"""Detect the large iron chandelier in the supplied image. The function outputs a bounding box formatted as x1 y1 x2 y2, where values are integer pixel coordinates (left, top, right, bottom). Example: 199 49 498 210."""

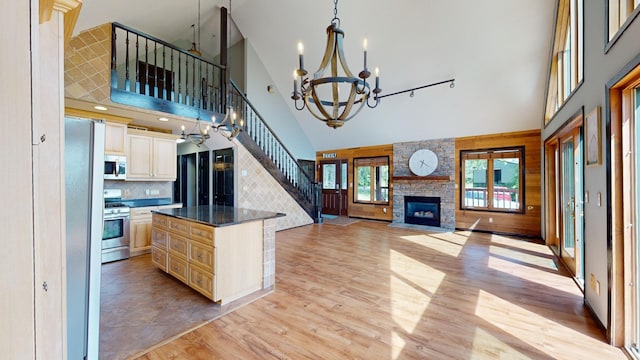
292 0 380 129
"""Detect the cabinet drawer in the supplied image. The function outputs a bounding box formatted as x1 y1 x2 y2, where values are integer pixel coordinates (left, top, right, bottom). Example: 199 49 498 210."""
151 247 167 272
189 264 214 300
190 223 214 245
151 228 168 249
168 233 188 258
168 255 188 284
131 207 155 218
168 218 189 236
152 214 168 228
189 241 214 271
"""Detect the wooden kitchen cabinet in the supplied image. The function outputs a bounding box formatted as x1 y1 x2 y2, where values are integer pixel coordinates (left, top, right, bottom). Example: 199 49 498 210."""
127 129 177 181
104 122 127 155
151 213 264 304
130 204 182 257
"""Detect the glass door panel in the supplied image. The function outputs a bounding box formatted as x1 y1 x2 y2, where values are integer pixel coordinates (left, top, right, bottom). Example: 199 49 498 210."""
560 133 578 275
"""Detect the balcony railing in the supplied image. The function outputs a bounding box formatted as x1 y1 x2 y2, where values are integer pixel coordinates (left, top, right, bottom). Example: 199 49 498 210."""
108 22 320 221
110 22 226 119
463 187 520 210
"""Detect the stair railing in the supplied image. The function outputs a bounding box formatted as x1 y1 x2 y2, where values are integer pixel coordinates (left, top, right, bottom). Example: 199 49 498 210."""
228 80 320 220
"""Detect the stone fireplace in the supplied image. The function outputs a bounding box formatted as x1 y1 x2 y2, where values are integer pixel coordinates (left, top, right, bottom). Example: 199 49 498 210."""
393 139 455 230
404 196 440 227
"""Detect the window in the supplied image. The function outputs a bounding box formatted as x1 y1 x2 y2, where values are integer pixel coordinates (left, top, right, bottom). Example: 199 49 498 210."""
460 148 524 212
354 157 389 204
608 0 640 41
545 0 583 123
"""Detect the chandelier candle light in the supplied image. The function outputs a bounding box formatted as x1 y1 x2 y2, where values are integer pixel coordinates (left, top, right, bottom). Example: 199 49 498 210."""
177 118 210 146
292 0 381 129
212 106 243 141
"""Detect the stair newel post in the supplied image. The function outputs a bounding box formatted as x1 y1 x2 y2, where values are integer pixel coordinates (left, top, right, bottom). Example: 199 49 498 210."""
220 6 228 112
314 182 323 223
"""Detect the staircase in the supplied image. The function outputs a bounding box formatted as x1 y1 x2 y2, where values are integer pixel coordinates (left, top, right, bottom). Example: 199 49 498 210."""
108 23 321 222
228 80 321 221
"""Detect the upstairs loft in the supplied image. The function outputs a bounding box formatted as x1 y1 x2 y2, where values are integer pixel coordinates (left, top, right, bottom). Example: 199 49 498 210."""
65 22 320 222
65 22 232 129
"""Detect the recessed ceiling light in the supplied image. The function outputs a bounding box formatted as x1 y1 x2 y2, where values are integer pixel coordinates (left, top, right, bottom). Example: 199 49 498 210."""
158 117 169 122
94 105 108 111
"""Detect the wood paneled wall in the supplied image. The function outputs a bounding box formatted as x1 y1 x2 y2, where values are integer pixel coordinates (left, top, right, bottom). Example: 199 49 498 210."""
316 144 394 221
455 130 542 237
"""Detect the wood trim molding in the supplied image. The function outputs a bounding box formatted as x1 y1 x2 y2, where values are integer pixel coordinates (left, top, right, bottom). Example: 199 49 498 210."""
40 0 82 48
391 175 450 181
65 107 133 124
53 0 81 12
40 0 81 23
63 3 82 48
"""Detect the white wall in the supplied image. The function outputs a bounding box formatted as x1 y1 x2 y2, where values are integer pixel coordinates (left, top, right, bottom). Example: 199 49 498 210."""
1 0 36 357
244 40 315 160
541 4 640 328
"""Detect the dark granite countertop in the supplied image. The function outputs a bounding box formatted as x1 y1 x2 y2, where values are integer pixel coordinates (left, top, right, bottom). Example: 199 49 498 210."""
121 198 178 207
153 205 285 227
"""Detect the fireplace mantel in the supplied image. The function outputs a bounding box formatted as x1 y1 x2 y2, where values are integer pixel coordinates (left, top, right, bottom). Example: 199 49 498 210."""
392 175 450 181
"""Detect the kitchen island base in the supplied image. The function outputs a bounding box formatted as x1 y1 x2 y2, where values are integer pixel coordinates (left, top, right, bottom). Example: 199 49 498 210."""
151 209 279 304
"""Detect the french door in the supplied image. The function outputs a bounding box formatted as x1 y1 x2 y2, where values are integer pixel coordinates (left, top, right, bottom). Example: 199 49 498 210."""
545 119 584 282
622 86 640 351
320 160 348 216
560 131 584 278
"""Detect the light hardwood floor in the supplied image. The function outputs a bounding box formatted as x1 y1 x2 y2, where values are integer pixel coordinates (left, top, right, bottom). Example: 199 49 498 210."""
136 221 625 359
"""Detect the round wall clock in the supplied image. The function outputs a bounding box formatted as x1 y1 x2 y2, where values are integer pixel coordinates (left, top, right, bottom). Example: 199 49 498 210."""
408 149 438 176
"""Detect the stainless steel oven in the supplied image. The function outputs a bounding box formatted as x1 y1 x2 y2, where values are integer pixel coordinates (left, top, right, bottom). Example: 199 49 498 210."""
102 189 130 263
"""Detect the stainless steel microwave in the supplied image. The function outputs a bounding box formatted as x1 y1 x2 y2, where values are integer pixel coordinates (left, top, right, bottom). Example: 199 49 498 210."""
104 155 126 180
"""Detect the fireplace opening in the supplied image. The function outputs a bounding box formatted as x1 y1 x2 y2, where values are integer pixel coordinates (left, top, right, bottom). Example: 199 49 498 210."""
404 196 441 227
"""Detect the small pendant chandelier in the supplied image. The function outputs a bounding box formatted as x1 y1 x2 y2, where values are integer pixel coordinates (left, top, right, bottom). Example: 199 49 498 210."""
291 0 381 129
177 118 210 146
187 0 202 57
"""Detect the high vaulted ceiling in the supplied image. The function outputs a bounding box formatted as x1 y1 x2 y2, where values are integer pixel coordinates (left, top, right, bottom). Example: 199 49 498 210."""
73 0 555 151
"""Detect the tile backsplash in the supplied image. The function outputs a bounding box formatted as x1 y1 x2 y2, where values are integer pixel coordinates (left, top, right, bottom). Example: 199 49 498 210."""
104 180 173 200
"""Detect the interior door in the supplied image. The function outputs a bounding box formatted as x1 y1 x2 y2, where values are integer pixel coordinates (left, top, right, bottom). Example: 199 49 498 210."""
213 148 234 206
197 151 210 205
320 160 348 216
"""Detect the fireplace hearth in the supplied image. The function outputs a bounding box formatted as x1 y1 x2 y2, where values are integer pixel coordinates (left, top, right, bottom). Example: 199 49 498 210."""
404 196 441 227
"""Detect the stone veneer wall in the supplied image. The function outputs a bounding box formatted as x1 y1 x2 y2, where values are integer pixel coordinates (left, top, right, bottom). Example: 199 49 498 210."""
236 143 313 231
263 218 276 288
393 139 455 229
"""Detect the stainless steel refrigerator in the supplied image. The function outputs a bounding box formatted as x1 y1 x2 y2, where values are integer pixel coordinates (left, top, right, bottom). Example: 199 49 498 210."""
65 116 104 359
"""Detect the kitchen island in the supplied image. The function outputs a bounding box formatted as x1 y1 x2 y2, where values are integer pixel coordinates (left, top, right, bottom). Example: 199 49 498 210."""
151 206 284 304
